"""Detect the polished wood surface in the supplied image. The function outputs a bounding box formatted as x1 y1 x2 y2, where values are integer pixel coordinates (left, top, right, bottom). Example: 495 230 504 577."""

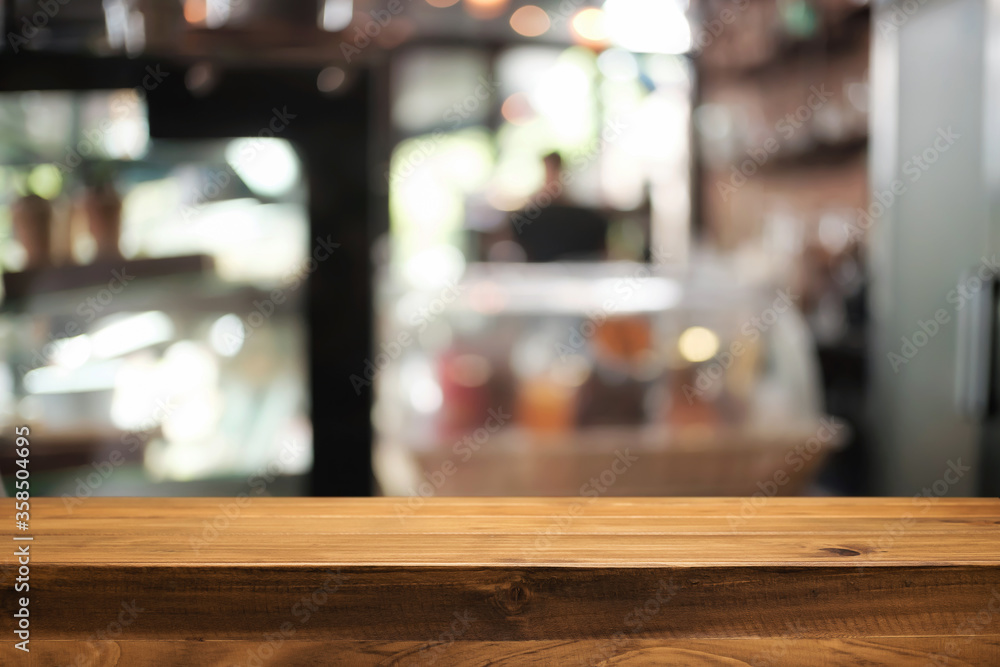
2 497 998 665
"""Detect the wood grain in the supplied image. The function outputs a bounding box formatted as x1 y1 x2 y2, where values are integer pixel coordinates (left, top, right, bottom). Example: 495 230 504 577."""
4 639 1000 666
1 497 998 665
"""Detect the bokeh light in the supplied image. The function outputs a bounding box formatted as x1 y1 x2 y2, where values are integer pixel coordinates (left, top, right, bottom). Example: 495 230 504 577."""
510 6 550 37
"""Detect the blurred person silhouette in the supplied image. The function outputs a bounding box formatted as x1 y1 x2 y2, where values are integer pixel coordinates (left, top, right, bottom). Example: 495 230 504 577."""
81 181 124 262
10 194 53 270
508 152 609 262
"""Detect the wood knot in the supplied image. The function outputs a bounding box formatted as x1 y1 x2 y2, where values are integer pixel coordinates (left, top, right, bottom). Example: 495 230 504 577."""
821 547 861 557
495 582 531 615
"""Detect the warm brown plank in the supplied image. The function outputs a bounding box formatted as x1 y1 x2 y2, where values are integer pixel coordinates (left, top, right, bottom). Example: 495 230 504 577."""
29 495 1000 516
11 497 1000 567
12 565 1000 640
19 513 1000 539
9 533 1000 566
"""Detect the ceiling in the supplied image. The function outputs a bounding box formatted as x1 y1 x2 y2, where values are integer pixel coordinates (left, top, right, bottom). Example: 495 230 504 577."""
3 0 617 65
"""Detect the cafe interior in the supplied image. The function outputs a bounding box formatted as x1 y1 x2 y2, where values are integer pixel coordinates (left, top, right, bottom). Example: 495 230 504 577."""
0 0 997 502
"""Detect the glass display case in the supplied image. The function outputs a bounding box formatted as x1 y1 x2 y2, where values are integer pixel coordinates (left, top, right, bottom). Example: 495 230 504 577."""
0 267 311 496
0 89 312 496
374 261 843 496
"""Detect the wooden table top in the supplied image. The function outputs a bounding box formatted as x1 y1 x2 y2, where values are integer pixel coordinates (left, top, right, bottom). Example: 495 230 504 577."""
3 497 999 665
18 496 1000 567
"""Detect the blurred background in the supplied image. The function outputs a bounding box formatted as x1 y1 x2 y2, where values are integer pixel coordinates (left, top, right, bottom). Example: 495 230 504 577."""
0 0 996 499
